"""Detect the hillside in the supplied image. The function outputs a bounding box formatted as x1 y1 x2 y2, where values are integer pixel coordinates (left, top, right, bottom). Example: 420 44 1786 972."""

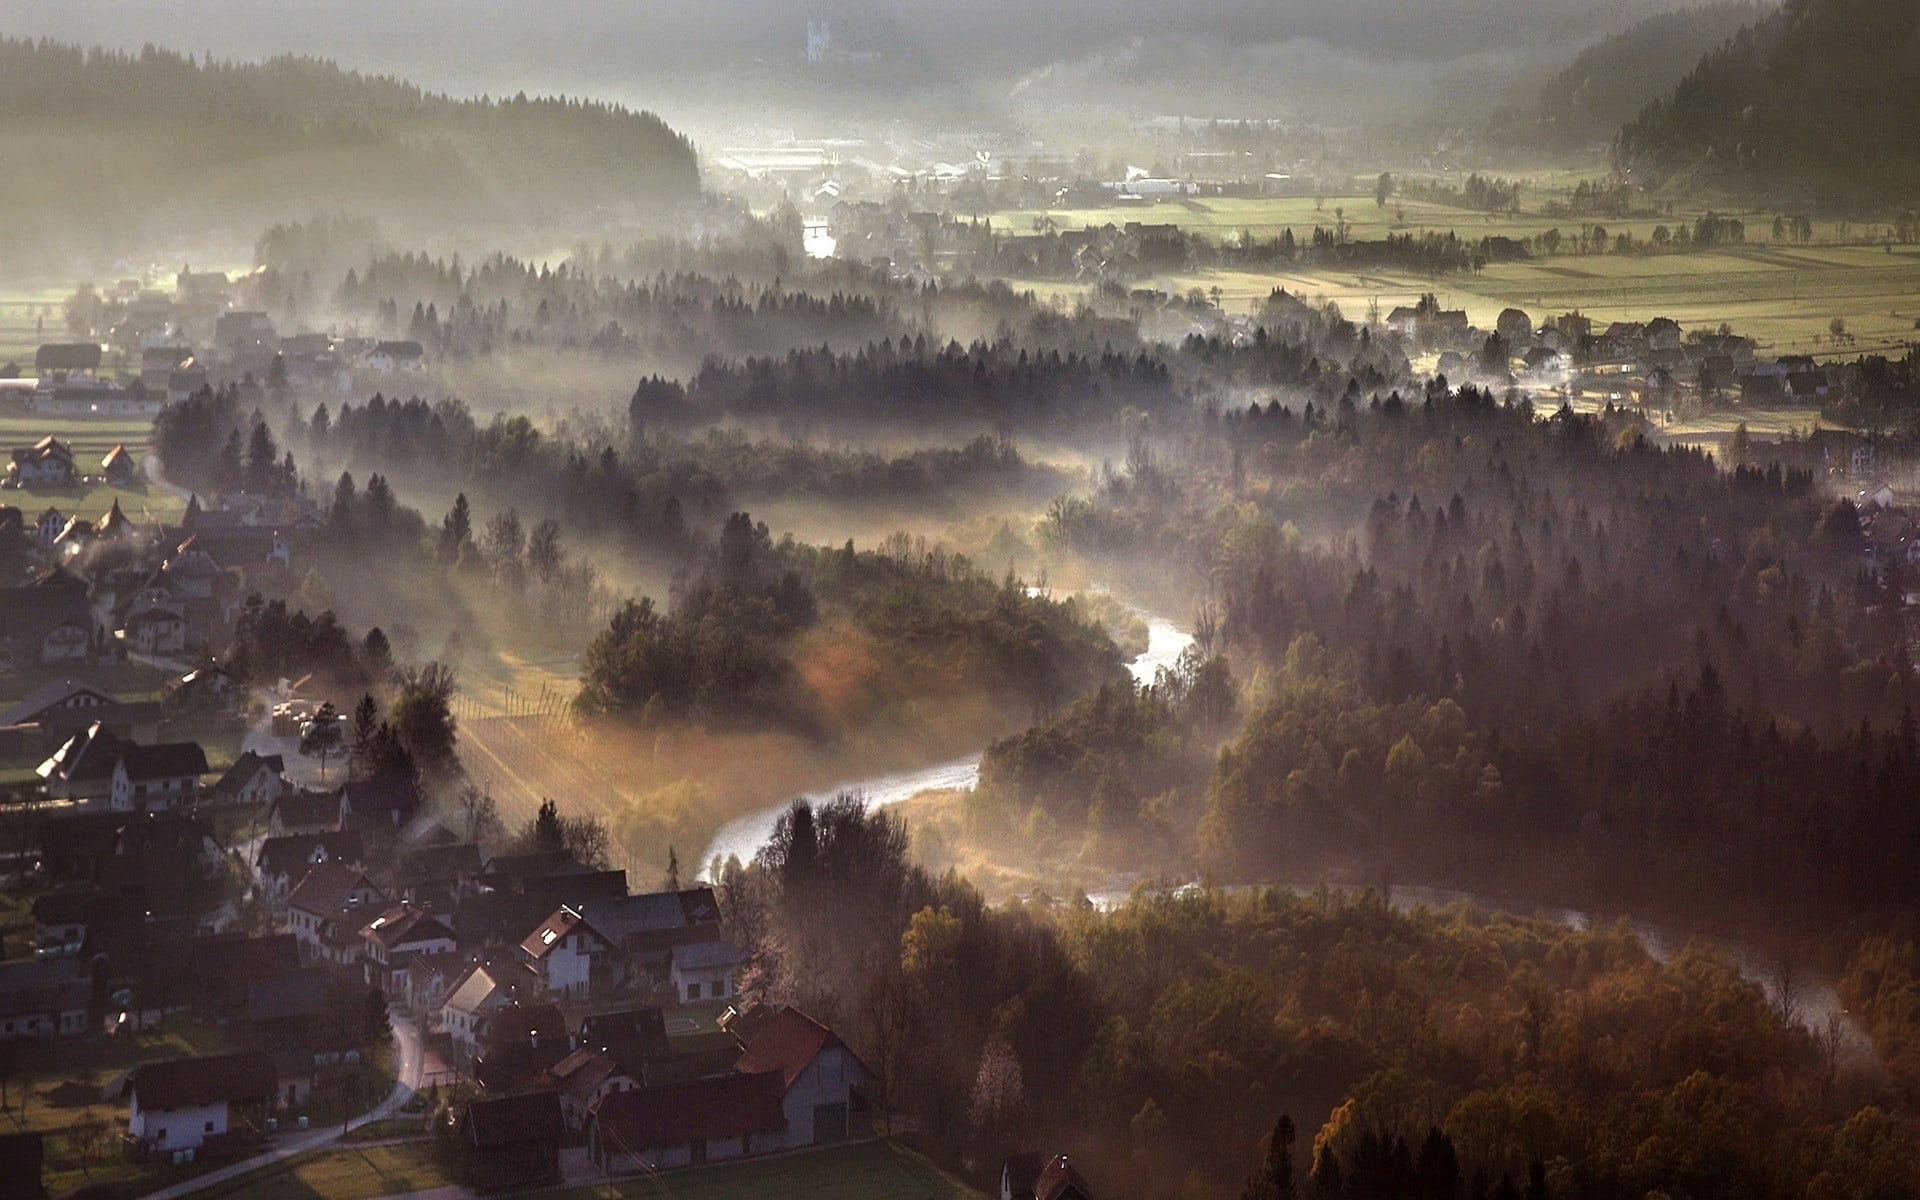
1500 2 1764 149
0 39 701 275
1613 0 1920 204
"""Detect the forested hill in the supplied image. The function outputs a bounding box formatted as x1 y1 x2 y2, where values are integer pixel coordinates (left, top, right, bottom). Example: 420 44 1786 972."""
1613 0 1920 203
0 39 700 274
1499 2 1763 149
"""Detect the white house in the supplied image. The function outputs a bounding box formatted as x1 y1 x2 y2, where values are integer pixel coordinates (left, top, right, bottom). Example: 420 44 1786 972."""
669 939 742 1004
441 966 512 1062
733 1006 875 1147
285 861 386 963
365 341 425 373
519 906 612 999
8 436 75 486
108 743 209 812
126 1051 277 1156
212 751 287 808
359 904 457 996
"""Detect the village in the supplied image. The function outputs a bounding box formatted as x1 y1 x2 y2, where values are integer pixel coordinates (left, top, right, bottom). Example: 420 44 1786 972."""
0 248 1907 1200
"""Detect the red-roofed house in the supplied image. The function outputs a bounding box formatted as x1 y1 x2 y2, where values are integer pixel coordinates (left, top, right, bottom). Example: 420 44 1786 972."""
519 905 613 999
360 903 457 995
733 1006 874 1147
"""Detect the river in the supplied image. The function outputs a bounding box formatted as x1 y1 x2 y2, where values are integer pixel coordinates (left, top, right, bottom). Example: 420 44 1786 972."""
698 613 1194 874
697 610 1875 1066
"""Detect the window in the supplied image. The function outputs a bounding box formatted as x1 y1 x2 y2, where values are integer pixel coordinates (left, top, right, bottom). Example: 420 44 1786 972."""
205 1120 214 1133
686 982 701 1000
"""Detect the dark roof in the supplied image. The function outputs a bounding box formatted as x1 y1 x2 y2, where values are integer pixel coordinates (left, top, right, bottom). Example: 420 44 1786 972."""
577 888 720 948
481 849 583 881
577 1008 669 1062
1003 1153 1044 1200
487 1002 569 1049
0 586 91 664
372 340 424 359
0 677 121 727
257 832 363 881
1036 1155 1094 1200
287 860 384 916
734 1006 851 1091
117 741 208 783
272 789 340 829
30 889 97 927
216 750 284 793
463 1091 562 1149
35 343 101 372
591 1073 786 1148
399 841 483 881
131 1051 277 1110
246 968 331 1023
38 723 122 785
340 776 418 818
112 813 216 858
361 904 456 950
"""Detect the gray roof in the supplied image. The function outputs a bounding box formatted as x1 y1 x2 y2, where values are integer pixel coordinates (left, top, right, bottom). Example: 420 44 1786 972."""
671 939 743 971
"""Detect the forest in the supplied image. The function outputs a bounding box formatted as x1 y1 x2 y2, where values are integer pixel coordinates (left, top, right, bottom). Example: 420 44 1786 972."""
0 38 700 273
1614 0 1920 203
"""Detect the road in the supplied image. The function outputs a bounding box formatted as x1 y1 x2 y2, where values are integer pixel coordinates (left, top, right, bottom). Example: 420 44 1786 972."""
135 1012 428 1200
141 452 195 506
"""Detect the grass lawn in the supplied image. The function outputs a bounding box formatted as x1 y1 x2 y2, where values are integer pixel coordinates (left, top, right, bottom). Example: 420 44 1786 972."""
5 477 185 528
563 1139 985 1200
193 1141 455 1200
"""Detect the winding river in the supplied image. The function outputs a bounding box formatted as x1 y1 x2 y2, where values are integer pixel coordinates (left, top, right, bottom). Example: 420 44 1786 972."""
698 614 1195 873
699 610 1875 1066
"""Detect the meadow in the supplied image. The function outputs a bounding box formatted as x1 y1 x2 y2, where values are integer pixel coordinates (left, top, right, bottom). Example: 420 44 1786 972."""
999 194 1920 359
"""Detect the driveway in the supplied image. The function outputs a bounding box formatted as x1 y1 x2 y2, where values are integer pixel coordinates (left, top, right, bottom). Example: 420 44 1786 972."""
135 1012 428 1200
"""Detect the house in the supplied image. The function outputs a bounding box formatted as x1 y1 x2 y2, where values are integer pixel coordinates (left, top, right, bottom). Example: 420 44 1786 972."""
269 788 341 836
101 444 136 485
339 776 421 830
122 600 188 657
365 341 425 373
360 904 458 995
544 1048 641 1132
126 1051 276 1156
0 958 90 1039
0 678 120 730
213 312 277 355
733 1006 874 1146
8 437 75 487
576 887 725 992
1861 482 1898 510
1004 1154 1043 1200
576 1007 670 1074
188 933 302 1022
458 1091 563 1191
141 346 193 390
256 831 364 903
0 1131 44 1200
244 967 333 1044
285 861 386 964
1384 306 1419 339
0 580 90 668
589 1071 788 1172
28 891 95 951
212 751 287 808
166 665 238 713
396 841 485 902
110 741 209 811
1033 1155 1094 1200
33 344 101 380
520 905 614 999
37 723 192 806
33 507 62 550
442 966 513 1062
475 1002 572 1093
669 939 743 1005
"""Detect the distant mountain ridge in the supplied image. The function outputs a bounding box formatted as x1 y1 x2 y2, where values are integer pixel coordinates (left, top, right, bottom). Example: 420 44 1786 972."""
1500 2 1764 149
1613 0 1920 203
0 38 700 274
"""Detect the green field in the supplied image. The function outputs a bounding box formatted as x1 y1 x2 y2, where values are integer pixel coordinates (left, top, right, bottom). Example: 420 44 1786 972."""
0 410 183 526
559 1139 984 1200
1000 195 1920 360
197 1137 983 1200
